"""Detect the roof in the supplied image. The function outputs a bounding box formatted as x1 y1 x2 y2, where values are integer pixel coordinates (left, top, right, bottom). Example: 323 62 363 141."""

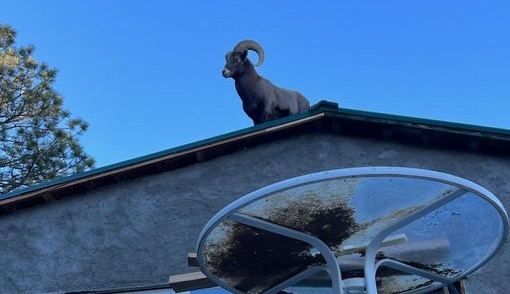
1 100 509 215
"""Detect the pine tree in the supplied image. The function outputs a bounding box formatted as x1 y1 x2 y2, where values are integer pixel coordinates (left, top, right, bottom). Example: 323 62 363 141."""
0 24 94 194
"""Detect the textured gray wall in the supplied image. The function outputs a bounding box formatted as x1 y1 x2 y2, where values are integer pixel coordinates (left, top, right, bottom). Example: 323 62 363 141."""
0 133 509 293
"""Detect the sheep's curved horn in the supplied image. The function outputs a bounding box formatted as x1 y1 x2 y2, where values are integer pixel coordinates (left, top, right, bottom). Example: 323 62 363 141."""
233 40 265 67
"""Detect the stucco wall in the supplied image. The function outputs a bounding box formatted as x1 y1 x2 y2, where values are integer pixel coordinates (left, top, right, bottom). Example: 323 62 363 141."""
1 133 509 293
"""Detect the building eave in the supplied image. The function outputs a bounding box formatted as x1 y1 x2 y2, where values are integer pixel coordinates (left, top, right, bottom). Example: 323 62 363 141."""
1 101 509 215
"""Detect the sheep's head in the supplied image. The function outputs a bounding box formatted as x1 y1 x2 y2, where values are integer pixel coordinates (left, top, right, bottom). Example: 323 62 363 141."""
222 40 265 78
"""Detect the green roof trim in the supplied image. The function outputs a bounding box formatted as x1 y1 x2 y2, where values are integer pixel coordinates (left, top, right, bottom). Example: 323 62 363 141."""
0 109 316 201
331 109 510 139
2 100 509 201
312 100 510 139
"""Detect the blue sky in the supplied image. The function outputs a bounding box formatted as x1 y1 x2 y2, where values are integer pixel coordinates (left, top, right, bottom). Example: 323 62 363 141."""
1 1 509 168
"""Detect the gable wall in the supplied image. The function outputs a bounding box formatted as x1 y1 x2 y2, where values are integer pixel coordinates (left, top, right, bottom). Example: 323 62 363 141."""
1 132 509 293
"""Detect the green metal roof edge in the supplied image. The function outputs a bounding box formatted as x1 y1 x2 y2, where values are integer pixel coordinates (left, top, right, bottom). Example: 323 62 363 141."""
325 106 510 138
0 110 315 201
2 101 509 201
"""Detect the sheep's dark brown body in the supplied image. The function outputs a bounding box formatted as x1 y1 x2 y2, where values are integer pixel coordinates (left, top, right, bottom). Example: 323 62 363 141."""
222 40 310 125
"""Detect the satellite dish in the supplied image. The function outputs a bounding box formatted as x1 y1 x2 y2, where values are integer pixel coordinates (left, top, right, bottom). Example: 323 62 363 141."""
196 167 509 294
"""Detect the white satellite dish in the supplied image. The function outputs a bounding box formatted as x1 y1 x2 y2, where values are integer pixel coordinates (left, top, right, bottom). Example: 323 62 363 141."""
196 167 509 294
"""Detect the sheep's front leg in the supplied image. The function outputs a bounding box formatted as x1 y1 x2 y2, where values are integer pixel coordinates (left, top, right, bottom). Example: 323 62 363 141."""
259 111 273 124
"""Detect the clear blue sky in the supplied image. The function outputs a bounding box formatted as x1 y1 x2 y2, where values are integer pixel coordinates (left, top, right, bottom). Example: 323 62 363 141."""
2 1 509 168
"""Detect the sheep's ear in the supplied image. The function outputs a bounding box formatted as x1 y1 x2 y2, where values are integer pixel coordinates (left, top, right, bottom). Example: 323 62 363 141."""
241 50 248 61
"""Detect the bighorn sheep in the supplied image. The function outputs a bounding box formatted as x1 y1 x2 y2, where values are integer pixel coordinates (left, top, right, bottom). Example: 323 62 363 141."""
222 40 310 125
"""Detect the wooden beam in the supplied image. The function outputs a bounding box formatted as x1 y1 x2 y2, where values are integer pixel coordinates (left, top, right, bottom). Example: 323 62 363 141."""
168 271 466 293
169 271 215 292
188 252 198 267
